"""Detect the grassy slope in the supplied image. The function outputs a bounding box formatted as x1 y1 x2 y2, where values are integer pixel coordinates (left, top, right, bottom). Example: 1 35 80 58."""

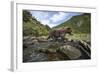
54 13 91 34
23 18 50 36
54 13 91 41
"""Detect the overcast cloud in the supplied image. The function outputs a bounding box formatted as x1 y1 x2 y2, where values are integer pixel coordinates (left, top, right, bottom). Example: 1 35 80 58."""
30 11 82 28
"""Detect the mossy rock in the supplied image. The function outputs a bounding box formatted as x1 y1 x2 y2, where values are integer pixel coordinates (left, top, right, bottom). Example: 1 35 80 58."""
59 45 82 59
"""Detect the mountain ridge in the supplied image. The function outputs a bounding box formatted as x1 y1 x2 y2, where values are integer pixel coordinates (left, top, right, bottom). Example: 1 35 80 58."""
53 13 91 34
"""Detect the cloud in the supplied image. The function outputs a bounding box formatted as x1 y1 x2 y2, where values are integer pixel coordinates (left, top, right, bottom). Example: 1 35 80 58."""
41 20 58 28
49 23 58 27
41 20 50 25
30 10 82 28
50 12 70 23
30 11 51 21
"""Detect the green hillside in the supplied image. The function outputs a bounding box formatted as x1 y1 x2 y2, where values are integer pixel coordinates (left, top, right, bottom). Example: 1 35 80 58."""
23 10 51 36
54 13 91 34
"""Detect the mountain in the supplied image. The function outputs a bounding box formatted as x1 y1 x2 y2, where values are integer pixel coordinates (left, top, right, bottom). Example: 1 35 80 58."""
54 13 91 34
23 10 51 36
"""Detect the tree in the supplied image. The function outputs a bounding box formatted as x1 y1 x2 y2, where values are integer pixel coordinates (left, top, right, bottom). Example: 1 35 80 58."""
45 25 51 31
23 10 32 22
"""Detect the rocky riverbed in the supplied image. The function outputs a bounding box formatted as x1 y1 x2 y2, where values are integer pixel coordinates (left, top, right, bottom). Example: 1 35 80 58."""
23 36 91 62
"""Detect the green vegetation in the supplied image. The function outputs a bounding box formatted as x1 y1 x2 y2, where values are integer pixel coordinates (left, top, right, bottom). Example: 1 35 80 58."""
65 33 90 42
23 10 91 42
53 13 91 41
23 11 91 62
23 10 32 22
23 10 51 36
54 13 91 34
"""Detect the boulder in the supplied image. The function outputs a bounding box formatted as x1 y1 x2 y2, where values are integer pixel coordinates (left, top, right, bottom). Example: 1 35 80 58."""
59 45 82 59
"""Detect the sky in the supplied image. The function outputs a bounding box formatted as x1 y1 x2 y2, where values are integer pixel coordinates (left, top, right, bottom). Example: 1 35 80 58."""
30 10 82 28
